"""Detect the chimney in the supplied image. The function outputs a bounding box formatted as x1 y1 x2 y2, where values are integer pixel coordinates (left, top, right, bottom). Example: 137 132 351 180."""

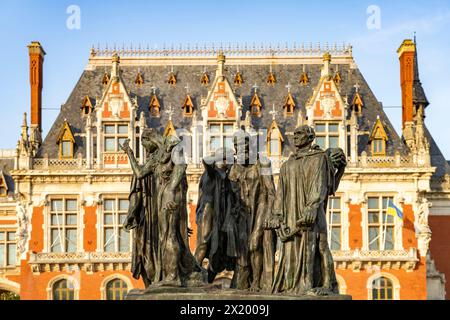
216 51 225 80
27 41 46 133
397 39 415 131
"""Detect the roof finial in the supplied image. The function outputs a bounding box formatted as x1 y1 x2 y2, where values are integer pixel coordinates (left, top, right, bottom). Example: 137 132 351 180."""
252 82 259 94
286 82 292 93
269 103 278 120
165 103 174 121
354 81 360 93
185 83 190 94
151 85 157 95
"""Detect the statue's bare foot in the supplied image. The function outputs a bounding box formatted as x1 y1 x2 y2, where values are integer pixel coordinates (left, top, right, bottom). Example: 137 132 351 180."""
306 287 334 296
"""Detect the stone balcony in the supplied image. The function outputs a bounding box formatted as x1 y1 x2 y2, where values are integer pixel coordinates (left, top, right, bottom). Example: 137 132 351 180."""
332 248 419 271
29 252 132 274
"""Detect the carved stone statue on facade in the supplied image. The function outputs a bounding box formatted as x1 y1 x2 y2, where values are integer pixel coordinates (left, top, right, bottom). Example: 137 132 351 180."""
194 148 241 284
121 128 204 288
416 196 432 256
228 133 276 292
16 201 29 254
265 125 346 296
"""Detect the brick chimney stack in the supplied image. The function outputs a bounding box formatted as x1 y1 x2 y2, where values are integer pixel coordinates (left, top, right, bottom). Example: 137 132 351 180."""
27 41 45 133
397 39 415 131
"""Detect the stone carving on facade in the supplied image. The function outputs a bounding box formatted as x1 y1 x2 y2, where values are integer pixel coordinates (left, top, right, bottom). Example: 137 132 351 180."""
416 197 432 257
16 201 29 255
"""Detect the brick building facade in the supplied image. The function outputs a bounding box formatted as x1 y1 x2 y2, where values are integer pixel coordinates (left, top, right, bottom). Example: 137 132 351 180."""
0 39 449 300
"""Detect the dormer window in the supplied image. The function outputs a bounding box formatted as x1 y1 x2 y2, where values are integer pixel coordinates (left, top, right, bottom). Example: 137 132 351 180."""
57 120 75 159
81 96 93 115
299 71 309 86
334 71 342 85
372 139 385 155
267 72 276 86
0 174 8 197
135 70 144 86
102 72 110 86
283 92 295 117
352 92 364 114
149 94 161 117
250 92 262 117
182 95 194 116
201 72 210 86
234 71 243 86
267 120 284 157
167 73 177 86
369 117 388 156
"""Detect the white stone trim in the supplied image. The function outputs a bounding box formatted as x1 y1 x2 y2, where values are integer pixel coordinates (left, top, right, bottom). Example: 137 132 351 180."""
366 272 401 300
43 194 82 253
46 274 80 300
99 273 133 300
0 277 20 294
96 193 131 253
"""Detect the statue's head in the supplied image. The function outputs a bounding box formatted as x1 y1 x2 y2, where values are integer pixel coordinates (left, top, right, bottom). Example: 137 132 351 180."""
294 125 315 149
141 128 162 153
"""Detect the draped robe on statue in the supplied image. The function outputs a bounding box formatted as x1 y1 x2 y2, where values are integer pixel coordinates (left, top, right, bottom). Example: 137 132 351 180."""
195 162 239 275
272 148 337 294
129 139 201 287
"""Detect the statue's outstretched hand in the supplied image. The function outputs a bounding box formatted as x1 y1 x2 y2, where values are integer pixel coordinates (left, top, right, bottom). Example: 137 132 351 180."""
329 148 347 170
120 139 131 153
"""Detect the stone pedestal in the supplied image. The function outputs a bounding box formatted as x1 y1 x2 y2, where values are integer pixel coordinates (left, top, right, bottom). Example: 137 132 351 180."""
125 285 352 300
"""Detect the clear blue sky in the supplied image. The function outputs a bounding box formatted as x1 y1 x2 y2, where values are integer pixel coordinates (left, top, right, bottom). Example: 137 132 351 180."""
0 0 449 158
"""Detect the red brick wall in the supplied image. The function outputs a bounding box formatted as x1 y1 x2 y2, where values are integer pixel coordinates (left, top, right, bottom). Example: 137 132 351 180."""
83 205 97 252
402 204 417 249
348 203 362 249
429 215 450 299
337 256 427 300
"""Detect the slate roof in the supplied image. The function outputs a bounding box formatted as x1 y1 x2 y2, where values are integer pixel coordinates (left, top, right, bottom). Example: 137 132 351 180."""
425 126 450 178
0 158 15 194
37 57 408 159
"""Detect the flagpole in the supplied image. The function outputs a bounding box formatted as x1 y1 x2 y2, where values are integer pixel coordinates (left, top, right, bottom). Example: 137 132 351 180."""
382 200 388 251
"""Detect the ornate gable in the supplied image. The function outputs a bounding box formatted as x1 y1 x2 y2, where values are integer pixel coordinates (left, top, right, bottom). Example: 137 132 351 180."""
307 77 346 120
369 117 388 142
204 79 240 121
98 78 132 120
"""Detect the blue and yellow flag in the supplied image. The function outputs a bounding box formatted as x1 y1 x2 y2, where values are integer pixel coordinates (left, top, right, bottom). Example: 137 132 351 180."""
386 200 403 220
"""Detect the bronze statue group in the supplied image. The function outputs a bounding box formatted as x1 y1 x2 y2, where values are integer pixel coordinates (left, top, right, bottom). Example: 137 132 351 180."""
120 125 347 296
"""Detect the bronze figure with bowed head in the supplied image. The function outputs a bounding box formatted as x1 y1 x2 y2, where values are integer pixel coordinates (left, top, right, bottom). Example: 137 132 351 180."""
228 132 277 292
265 125 346 296
194 147 241 284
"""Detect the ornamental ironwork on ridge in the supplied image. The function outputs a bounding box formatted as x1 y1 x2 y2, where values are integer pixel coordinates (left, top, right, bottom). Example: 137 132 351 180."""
90 42 353 57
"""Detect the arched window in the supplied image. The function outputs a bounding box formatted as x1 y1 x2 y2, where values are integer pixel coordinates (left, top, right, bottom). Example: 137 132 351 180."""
371 277 393 300
106 279 128 300
52 279 75 300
